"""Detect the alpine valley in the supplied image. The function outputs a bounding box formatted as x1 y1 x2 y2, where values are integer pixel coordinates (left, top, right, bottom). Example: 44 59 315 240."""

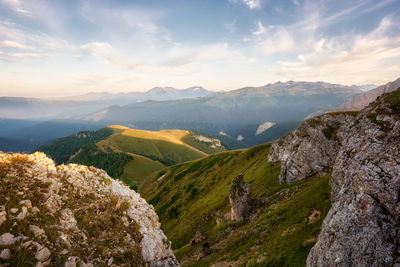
1 77 399 266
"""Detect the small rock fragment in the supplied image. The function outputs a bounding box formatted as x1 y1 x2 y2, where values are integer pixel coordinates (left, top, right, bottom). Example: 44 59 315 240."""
35 247 51 262
16 206 28 220
20 199 32 209
63 256 77 267
0 211 6 225
30 225 45 237
0 248 11 260
31 206 40 214
10 208 18 214
0 233 15 246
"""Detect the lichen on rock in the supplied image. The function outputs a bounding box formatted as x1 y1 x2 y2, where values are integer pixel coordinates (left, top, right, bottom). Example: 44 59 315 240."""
0 152 179 266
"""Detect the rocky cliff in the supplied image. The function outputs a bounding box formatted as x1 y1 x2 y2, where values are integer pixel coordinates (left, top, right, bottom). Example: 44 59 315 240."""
269 89 400 266
268 111 357 184
0 152 179 266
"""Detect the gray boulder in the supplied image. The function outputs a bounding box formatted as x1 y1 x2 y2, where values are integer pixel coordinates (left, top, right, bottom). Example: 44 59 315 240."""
229 174 253 221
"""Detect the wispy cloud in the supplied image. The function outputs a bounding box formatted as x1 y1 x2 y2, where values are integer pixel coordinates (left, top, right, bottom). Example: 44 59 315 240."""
0 40 34 50
81 42 138 70
252 21 297 54
0 51 50 58
0 22 71 52
228 0 265 9
2 0 31 15
166 43 252 67
272 17 400 84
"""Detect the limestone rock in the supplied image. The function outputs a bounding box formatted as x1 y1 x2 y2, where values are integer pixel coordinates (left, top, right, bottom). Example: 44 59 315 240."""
63 256 78 267
268 112 356 184
16 206 28 220
0 233 15 246
0 211 6 226
229 174 253 221
305 90 400 266
0 151 179 266
10 208 18 214
35 247 51 262
20 199 32 208
30 225 45 237
0 249 10 260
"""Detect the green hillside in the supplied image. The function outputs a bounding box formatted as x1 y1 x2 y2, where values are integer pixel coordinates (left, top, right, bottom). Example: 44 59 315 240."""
38 128 113 164
39 125 226 188
140 143 331 266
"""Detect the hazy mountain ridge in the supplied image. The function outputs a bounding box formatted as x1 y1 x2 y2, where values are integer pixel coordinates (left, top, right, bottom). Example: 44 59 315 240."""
0 87 214 120
77 81 361 135
0 80 366 152
336 78 400 111
60 86 213 103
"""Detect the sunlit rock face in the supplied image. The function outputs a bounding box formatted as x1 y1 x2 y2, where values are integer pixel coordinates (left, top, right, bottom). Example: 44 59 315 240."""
0 152 179 266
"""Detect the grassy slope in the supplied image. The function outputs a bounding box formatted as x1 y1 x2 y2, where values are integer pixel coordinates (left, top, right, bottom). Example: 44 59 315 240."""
93 126 226 187
119 153 165 187
140 143 331 266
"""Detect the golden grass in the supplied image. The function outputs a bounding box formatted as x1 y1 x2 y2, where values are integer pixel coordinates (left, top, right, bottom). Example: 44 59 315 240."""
107 126 207 156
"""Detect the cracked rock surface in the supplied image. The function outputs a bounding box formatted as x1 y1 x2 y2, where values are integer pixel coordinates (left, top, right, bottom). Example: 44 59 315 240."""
0 152 179 266
269 89 400 266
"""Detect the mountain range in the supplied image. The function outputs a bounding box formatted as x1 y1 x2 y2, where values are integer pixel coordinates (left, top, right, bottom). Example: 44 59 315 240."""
336 77 400 111
0 80 388 152
0 86 214 120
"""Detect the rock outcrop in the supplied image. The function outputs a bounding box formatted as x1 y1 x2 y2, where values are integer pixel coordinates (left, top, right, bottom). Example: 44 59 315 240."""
268 112 357 184
0 152 179 266
269 89 400 266
307 89 400 266
228 174 253 221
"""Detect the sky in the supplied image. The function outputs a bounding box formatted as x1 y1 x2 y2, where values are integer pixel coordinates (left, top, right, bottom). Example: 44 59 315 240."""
0 0 399 97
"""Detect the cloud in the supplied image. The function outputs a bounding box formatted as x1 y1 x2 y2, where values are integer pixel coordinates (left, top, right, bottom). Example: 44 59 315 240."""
272 17 400 84
79 3 171 44
251 21 298 54
0 23 71 52
2 0 31 15
0 40 34 50
81 42 138 70
228 0 264 9
166 43 252 67
0 51 50 58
